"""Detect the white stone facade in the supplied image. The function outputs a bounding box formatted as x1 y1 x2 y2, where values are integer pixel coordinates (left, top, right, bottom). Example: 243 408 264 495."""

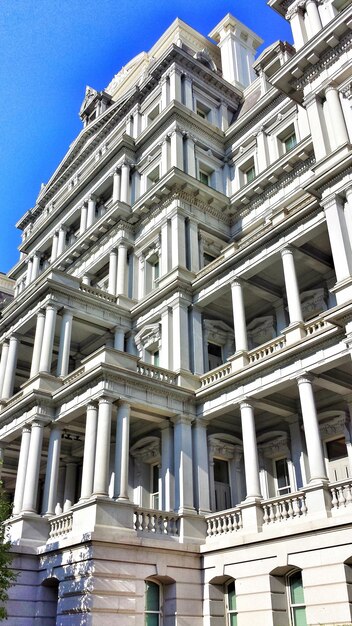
1 1 352 624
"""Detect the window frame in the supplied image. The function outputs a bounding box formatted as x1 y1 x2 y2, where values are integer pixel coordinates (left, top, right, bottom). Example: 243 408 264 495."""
225 579 238 626
287 571 307 626
145 580 162 626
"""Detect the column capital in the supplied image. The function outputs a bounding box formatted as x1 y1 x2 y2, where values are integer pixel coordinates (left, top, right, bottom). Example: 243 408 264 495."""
98 396 113 406
321 193 345 212
117 399 130 411
231 276 244 288
280 244 295 257
171 414 193 426
86 401 98 411
239 397 254 410
22 424 32 435
296 371 314 385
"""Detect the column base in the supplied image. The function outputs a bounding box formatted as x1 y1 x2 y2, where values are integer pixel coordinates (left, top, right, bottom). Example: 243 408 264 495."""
229 351 249 372
283 321 306 345
71 497 136 537
7 513 49 548
302 480 331 519
21 372 63 394
176 370 200 390
240 498 264 533
178 510 207 544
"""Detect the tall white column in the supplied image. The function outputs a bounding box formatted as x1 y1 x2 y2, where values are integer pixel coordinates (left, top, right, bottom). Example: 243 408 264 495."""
190 306 204 375
183 74 193 109
63 460 77 511
256 127 269 172
297 374 327 482
305 94 330 161
0 341 9 398
114 327 125 351
169 66 182 102
231 279 248 352
188 219 199 272
108 249 118 296
25 258 33 287
280 247 303 324
1 335 19 400
51 232 59 262
57 226 67 257
160 220 170 276
80 403 98 500
93 397 112 496
86 195 96 228
116 243 128 296
193 420 210 513
39 304 57 374
31 253 41 281
79 202 88 235
120 162 130 204
161 423 174 511
42 425 62 515
325 84 349 149
13 425 31 515
172 299 189 371
170 129 184 169
240 400 262 499
305 0 322 36
114 401 130 499
160 307 171 369
288 6 307 50
173 415 194 512
56 310 73 377
112 167 121 203
30 310 46 378
185 135 196 177
323 195 352 283
22 421 45 513
171 213 186 268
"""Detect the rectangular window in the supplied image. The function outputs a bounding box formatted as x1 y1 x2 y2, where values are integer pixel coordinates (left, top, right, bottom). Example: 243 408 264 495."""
289 572 307 626
227 581 238 626
151 463 159 509
145 581 161 626
245 165 255 184
284 132 297 153
275 458 291 496
199 170 209 186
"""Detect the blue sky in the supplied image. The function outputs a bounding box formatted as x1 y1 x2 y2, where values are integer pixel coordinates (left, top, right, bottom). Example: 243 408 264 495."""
0 0 291 273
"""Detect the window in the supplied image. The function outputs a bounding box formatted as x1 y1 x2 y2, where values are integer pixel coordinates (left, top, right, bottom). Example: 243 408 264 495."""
325 436 350 481
275 458 291 496
147 166 160 190
196 100 211 121
288 571 307 626
214 458 231 511
244 164 255 184
284 132 297 153
226 580 237 626
152 350 159 367
145 581 161 626
208 342 222 371
147 104 160 125
151 464 160 509
199 170 209 186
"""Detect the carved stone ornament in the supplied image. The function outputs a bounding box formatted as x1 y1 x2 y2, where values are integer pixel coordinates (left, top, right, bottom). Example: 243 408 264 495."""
135 323 161 353
130 436 161 463
79 86 98 116
258 435 290 459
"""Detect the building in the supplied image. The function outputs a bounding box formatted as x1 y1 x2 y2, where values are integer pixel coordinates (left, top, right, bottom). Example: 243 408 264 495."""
1 0 352 623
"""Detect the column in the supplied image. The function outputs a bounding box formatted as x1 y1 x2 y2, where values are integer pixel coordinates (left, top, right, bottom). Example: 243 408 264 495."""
114 327 125 351
79 202 88 235
114 401 130 499
39 304 57 374
188 219 199 272
183 74 193 109
0 341 9 398
56 310 73 377
172 299 189 371
193 421 210 513
80 403 98 500
112 168 121 204
13 426 31 515
160 139 169 177
173 415 194 512
42 425 62 515
169 66 182 102
280 247 303 324
116 243 128 296
30 310 46 377
185 135 196 177
63 460 77 511
325 84 349 149
93 397 112 496
160 220 170 276
323 195 352 283
219 101 228 131
240 400 262 499
288 6 307 50
31 253 41 281
171 213 186 268
120 162 130 204
161 75 169 109
190 306 204 375
25 258 33 287
22 420 45 513
86 195 96 228
305 94 330 161
305 0 322 36
160 307 171 369
231 279 248 352
57 226 67 257
170 129 184 170
297 373 327 482
1 335 19 401
51 232 59 262
161 423 174 511
256 127 269 172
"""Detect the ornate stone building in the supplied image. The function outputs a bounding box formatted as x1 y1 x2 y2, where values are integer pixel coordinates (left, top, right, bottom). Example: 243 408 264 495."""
1 0 352 624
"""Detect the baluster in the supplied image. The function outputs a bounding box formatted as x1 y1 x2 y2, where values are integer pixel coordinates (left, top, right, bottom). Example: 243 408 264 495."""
331 487 338 509
300 495 307 516
269 503 275 523
338 486 346 507
345 484 352 505
286 498 294 519
282 500 288 520
262 504 269 524
216 516 221 535
292 497 300 517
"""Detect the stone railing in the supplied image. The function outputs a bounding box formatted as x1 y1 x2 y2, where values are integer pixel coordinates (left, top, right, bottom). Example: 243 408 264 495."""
206 508 242 537
330 479 352 510
80 283 117 303
262 492 307 524
305 318 329 335
200 363 232 388
134 508 179 537
248 336 286 364
49 512 73 539
137 363 178 385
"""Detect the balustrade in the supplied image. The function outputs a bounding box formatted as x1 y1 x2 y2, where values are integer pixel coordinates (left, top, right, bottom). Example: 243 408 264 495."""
134 508 179 536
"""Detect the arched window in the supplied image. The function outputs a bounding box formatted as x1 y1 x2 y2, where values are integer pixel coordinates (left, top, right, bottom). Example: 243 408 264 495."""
145 580 161 625
226 579 237 626
288 571 307 626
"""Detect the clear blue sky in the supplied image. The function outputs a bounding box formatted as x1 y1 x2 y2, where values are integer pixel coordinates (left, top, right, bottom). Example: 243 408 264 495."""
0 0 291 274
